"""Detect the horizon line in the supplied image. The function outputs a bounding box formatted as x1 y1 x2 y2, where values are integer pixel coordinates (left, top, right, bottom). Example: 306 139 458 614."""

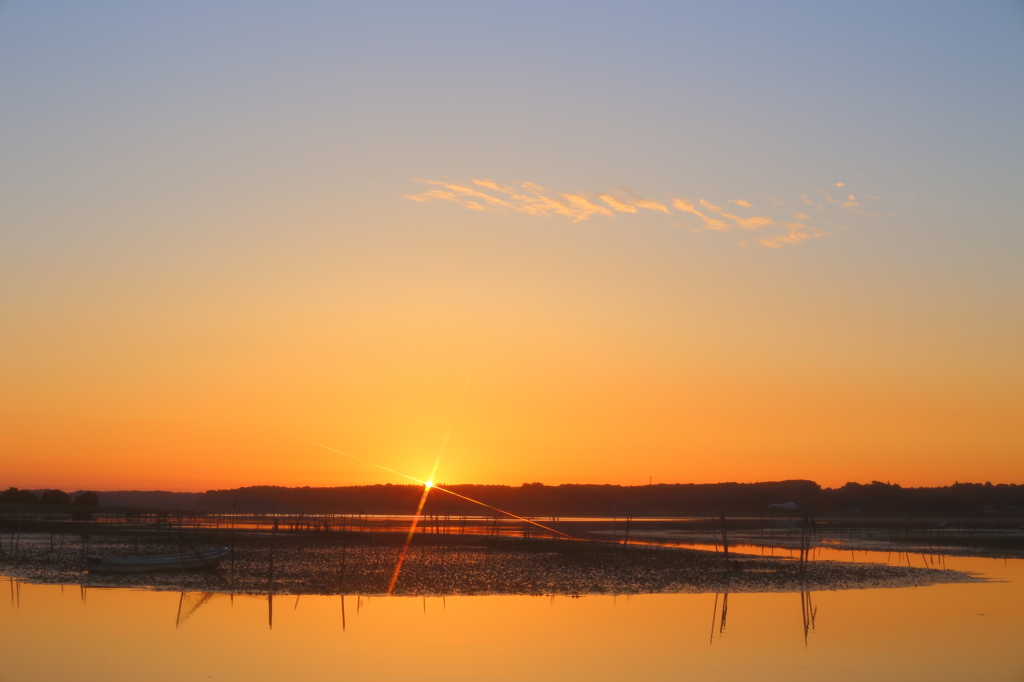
6 478 1022 495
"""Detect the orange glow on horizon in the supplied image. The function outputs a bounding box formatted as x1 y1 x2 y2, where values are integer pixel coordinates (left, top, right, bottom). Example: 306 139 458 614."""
2 200 1021 492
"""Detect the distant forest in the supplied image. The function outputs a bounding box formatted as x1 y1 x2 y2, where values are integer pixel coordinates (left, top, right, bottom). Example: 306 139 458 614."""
197 480 1024 516
5 480 1022 516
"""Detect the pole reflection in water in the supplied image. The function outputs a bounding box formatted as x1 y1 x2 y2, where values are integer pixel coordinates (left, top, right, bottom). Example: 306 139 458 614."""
708 593 718 645
268 593 273 630
800 591 817 646
176 592 215 629
9 576 19 609
707 591 821 647
708 592 731 645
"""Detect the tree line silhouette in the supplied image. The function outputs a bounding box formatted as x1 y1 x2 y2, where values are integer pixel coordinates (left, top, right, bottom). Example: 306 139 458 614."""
0 488 98 506
194 480 1024 516
3 481 1021 516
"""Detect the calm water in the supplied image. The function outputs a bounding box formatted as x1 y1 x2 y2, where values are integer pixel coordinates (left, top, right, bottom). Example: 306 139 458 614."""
2 552 1021 681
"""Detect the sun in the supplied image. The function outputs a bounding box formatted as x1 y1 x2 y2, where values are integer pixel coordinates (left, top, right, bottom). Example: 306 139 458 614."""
425 480 434 489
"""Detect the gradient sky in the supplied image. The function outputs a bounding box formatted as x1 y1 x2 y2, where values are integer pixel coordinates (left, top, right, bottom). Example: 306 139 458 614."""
2 1 1022 491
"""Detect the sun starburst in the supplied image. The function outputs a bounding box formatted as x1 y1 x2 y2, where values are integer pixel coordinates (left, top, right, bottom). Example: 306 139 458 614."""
303 437 575 595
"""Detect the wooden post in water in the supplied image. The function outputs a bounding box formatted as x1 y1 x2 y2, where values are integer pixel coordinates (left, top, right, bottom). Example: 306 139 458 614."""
795 515 802 565
800 510 809 568
230 501 236 578
268 518 278 586
719 511 729 559
79 522 87 568
339 515 348 588
14 507 23 560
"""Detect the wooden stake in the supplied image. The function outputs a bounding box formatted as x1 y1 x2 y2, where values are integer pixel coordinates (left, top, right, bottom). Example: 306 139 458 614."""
719 511 729 559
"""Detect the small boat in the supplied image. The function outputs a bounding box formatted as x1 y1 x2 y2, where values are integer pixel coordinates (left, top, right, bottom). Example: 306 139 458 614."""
87 547 230 574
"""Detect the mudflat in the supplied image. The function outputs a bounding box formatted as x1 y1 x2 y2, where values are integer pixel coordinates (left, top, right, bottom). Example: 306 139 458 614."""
1 530 981 596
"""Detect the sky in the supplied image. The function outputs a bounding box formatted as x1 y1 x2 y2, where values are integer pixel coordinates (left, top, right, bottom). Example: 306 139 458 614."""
1 1 1022 492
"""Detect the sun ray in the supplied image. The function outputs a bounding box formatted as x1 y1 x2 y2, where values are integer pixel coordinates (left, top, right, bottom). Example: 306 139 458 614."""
428 483 571 539
386 482 432 595
302 439 429 485
303 439 575 539
385 431 446 594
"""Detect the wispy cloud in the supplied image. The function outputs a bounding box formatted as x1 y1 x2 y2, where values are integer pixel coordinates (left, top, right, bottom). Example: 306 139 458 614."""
802 195 825 211
802 187 871 218
632 198 671 214
405 180 519 212
816 189 839 204
671 198 701 216
607 188 670 214
733 215 776 229
473 179 516 194
600 194 637 213
696 198 776 230
406 177 883 248
562 194 612 222
699 199 724 213
671 198 732 231
758 222 825 248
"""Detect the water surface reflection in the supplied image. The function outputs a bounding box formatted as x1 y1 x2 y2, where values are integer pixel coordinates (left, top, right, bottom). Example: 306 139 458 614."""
1 555 1022 681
